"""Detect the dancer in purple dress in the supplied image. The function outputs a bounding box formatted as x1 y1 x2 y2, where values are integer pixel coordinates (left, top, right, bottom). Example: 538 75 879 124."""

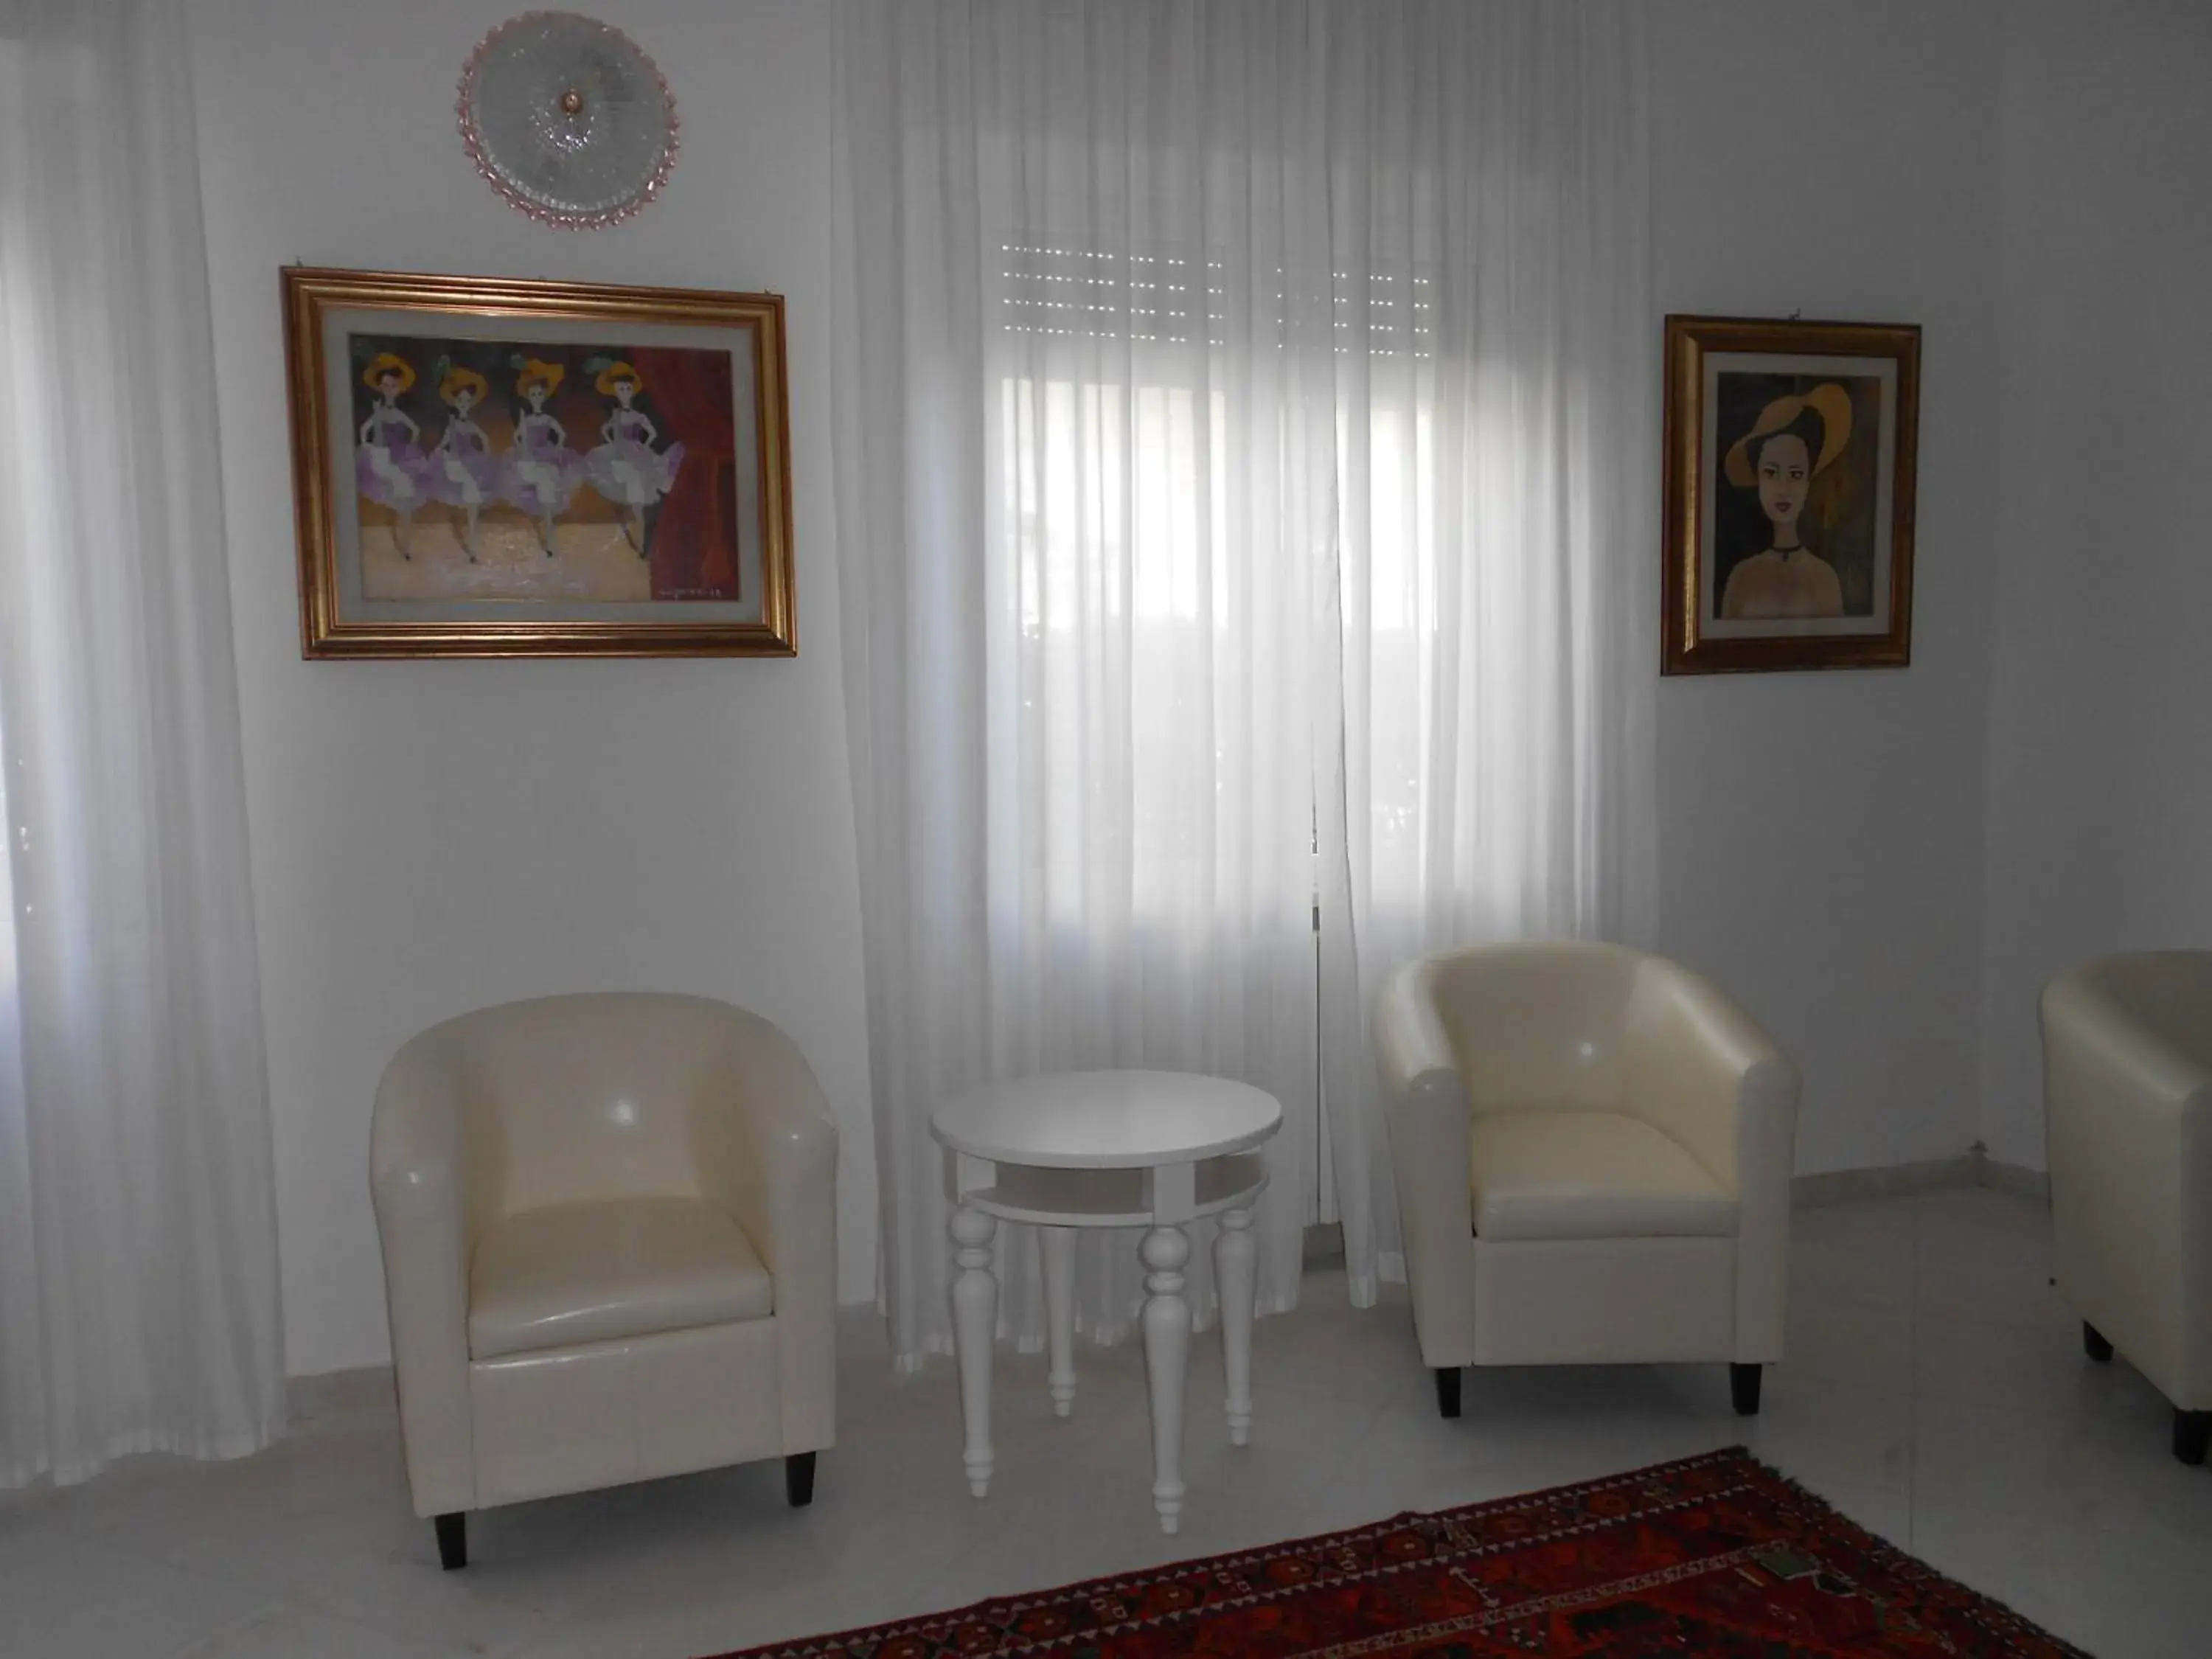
428 363 500 561
355 352 436 559
498 357 582 556
583 358 684 557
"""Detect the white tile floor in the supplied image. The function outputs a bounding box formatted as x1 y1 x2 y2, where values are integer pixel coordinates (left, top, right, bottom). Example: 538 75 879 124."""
4 1187 2208 1658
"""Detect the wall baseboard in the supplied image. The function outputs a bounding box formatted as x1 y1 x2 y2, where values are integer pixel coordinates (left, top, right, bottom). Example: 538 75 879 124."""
1792 1155 1975 1206
1303 1221 1346 1265
1966 1150 2051 1203
287 1363 394 1422
1792 1149 2048 1208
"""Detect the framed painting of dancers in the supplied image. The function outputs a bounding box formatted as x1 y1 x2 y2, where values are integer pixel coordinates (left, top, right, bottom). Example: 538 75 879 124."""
1660 314 1919 675
282 267 794 657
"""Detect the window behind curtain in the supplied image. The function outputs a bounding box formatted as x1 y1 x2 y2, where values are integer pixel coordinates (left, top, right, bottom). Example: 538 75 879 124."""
992 238 1450 934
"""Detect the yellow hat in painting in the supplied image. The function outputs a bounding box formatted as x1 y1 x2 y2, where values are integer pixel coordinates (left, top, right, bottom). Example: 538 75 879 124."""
1724 383 1854 487
439 365 489 403
594 359 642 395
362 352 416 392
515 357 566 397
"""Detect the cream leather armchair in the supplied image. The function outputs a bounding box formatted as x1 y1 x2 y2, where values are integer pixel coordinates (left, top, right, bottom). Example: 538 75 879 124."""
1374 942 1800 1418
2042 951 2211 1465
370 993 838 1568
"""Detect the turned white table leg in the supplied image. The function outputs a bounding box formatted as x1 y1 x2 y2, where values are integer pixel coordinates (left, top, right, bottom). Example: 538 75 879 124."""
1042 1225 1078 1417
949 1205 998 1497
1214 1207 1257 1445
1140 1225 1192 1534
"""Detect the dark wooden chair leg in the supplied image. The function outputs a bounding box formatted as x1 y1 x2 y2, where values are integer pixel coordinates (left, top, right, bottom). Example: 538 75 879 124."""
1731 1363 1763 1417
434 1512 466 1571
2082 1322 2115 1363
1433 1366 1462 1419
785 1450 818 1506
2176 1409 2210 1467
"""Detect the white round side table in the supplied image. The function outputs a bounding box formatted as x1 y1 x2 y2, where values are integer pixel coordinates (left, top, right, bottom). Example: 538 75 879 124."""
929 1070 1283 1534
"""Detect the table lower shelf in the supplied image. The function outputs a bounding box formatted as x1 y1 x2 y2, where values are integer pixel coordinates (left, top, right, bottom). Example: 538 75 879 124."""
958 1153 1267 1228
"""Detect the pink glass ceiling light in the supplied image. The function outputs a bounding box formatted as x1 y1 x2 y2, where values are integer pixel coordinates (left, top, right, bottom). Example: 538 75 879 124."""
457 11 678 229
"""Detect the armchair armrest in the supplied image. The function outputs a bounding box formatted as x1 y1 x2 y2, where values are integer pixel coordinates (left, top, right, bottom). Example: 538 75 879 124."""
2043 973 2211 1129
369 1029 476 1517
1373 959 1478 1368
1621 959 1800 1197
1621 957 1801 1363
2042 973 2210 1404
689 1009 840 1452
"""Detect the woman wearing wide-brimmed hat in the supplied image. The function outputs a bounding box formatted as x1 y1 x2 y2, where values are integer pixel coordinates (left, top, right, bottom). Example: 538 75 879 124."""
356 352 437 560
1718 382 1852 620
428 362 499 562
500 357 583 556
582 357 686 557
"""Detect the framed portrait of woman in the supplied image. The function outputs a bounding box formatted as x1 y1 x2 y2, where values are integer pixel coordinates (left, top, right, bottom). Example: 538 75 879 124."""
282 267 794 658
1660 315 1919 675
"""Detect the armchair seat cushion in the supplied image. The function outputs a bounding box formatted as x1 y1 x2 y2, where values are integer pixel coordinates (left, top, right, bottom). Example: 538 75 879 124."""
468 1196 773 1360
1470 1111 1735 1242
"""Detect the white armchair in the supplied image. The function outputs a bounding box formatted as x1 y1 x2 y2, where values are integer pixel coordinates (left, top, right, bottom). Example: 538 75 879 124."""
369 993 838 1568
1374 942 1800 1417
2041 951 2211 1464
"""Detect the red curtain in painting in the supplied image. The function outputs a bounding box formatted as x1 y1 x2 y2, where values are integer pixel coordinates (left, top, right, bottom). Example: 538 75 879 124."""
634 344 740 600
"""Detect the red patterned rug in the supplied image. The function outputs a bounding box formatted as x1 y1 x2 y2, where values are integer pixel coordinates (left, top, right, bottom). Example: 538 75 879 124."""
710 1447 2084 1657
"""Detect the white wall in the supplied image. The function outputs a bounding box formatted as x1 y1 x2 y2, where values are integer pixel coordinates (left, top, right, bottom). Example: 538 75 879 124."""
1648 2 2006 1174
1977 0 2212 1167
191 0 2185 1377
187 0 877 1378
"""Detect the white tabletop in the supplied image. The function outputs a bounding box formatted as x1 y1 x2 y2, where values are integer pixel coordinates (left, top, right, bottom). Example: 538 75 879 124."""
930 1070 1283 1169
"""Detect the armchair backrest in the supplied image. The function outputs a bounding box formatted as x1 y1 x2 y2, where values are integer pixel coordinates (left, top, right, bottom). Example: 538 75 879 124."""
2063 951 2212 1075
434 993 743 1223
1426 941 1644 1115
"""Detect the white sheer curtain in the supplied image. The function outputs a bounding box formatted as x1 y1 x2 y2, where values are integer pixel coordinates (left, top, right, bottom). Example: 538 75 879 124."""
0 0 285 1487
1314 4 1658 1300
833 0 1652 1364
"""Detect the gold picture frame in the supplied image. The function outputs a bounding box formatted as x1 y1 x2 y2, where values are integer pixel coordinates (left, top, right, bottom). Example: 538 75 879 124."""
1662 314 1919 675
283 266 796 658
